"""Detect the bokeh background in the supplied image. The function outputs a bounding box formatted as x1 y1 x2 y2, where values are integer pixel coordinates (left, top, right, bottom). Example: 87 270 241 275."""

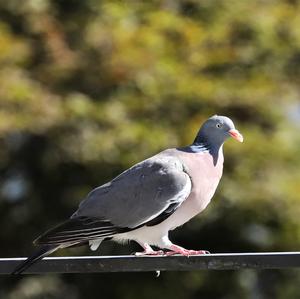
1 0 300 298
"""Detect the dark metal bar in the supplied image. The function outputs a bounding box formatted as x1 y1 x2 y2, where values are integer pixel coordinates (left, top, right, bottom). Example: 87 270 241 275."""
1 252 300 275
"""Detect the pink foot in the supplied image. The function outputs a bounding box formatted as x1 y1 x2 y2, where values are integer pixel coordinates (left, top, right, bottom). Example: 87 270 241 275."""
135 243 164 256
135 249 164 256
165 245 210 256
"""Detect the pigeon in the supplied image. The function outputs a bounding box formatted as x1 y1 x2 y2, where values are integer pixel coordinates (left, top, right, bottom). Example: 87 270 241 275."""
12 115 243 274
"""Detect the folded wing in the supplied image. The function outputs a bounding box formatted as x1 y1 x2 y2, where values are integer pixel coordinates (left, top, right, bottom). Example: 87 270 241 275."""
35 152 192 246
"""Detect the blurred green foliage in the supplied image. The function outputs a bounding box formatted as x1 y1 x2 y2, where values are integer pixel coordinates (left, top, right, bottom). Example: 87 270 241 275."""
1 0 300 298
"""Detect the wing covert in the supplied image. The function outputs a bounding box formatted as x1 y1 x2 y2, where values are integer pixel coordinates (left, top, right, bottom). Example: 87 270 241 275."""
73 152 191 228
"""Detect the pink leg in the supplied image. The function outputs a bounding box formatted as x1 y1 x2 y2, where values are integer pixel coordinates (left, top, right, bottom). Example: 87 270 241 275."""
165 244 210 256
135 243 164 256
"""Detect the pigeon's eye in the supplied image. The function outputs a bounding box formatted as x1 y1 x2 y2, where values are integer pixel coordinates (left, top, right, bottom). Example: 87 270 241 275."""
216 123 222 128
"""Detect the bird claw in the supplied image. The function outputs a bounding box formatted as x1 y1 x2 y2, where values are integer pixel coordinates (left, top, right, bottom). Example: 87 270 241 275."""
165 245 210 256
134 250 165 256
165 250 209 256
134 243 210 257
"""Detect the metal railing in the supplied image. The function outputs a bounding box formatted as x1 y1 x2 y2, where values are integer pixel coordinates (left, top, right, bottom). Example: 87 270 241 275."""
1 252 300 274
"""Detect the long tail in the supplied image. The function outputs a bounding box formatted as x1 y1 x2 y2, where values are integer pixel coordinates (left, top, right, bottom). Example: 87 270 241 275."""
12 216 127 275
11 245 59 275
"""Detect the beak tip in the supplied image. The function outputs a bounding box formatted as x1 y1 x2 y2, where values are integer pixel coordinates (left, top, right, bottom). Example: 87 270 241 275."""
229 129 244 143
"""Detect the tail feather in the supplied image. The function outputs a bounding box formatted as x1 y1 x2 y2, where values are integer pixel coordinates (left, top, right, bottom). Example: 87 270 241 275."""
34 217 126 245
12 216 127 275
11 245 59 275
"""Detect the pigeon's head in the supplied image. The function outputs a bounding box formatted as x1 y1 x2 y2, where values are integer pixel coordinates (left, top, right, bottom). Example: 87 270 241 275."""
195 115 243 146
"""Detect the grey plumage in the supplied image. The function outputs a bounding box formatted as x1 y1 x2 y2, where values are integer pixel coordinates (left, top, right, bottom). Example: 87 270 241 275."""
12 115 243 274
74 154 190 228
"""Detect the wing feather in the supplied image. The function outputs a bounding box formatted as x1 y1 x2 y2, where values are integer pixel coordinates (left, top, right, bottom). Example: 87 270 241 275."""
73 152 191 228
35 151 191 246
34 217 129 245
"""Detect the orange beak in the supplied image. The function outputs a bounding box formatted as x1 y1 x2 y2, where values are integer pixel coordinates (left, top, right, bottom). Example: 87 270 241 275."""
228 129 244 142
